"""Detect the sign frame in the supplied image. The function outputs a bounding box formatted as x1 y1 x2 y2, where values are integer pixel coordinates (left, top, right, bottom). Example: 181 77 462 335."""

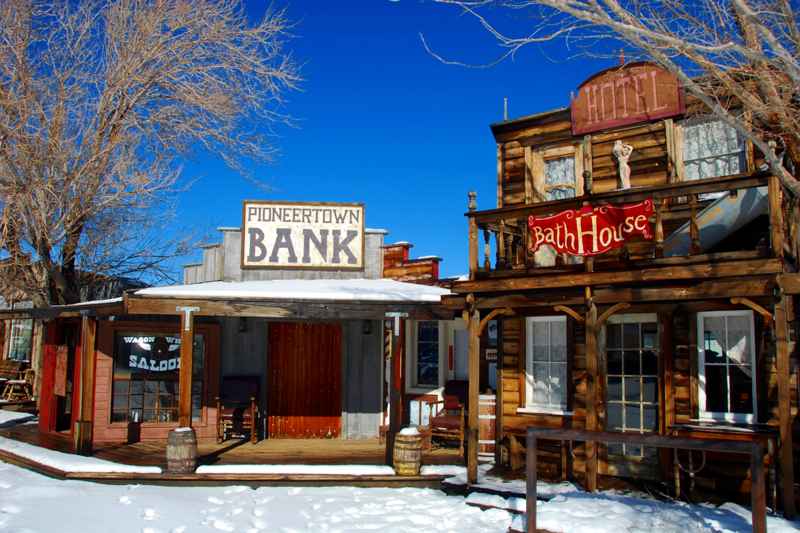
571 61 685 136
240 200 366 271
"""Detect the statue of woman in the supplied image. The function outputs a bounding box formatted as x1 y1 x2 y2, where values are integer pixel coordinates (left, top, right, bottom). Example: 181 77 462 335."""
612 140 634 189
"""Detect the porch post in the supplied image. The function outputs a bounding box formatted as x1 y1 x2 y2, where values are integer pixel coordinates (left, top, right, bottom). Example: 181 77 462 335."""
177 306 198 427
467 304 480 484
775 295 796 518
74 314 97 455
385 317 404 466
584 300 599 492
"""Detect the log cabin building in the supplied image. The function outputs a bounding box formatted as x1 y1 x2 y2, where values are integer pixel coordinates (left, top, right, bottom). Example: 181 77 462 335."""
446 62 800 515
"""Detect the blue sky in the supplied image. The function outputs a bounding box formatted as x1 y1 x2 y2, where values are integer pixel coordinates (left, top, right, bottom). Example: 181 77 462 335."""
175 1 611 278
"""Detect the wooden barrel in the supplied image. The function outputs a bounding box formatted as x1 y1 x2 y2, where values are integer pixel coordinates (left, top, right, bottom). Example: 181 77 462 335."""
166 428 197 473
478 394 496 457
393 431 423 476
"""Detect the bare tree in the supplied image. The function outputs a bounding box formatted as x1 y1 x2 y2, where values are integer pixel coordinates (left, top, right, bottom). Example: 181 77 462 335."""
425 0 800 194
0 0 300 306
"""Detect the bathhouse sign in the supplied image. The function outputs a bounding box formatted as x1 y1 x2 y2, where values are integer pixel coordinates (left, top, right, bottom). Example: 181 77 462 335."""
571 62 684 135
242 201 365 270
528 200 654 256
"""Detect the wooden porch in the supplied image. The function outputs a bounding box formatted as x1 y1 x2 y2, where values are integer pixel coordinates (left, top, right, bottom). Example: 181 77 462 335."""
0 422 461 469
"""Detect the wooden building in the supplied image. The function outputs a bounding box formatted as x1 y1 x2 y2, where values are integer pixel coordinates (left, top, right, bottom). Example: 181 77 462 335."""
2 202 453 466
446 62 800 515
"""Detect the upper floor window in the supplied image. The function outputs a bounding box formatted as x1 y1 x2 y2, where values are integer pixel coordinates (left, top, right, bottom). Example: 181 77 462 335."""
524 316 567 412
697 310 756 423
682 118 746 181
414 321 440 388
544 156 577 201
7 319 33 362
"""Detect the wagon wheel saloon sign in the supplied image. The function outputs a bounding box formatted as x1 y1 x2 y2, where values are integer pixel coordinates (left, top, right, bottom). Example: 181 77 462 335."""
528 200 654 256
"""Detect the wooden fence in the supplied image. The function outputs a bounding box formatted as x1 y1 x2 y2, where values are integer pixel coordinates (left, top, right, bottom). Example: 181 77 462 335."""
525 427 767 533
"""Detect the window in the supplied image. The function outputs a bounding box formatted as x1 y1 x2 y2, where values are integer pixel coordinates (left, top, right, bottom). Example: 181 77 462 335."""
524 317 567 412
697 311 756 423
111 332 205 424
682 118 746 181
415 321 439 388
7 319 33 361
605 315 659 457
544 156 577 201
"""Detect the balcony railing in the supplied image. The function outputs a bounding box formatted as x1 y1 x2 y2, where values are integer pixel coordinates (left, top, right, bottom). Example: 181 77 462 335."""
466 171 791 280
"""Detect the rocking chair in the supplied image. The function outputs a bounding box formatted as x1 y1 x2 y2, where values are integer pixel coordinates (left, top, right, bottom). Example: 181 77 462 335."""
428 394 466 457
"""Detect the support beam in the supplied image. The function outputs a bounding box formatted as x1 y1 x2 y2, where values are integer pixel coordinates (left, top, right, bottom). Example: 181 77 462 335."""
177 306 198 427
553 305 584 323
584 301 599 492
467 306 480 484
73 315 97 455
774 296 796 518
385 319 404 466
730 297 773 324
598 302 631 327
478 307 514 335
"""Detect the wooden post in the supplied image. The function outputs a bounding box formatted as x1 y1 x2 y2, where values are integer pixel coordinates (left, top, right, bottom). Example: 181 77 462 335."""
526 430 538 533
689 194 701 255
655 199 665 258
774 295 796 517
177 306 198 427
769 174 785 259
73 314 97 455
467 306 481 484
468 192 478 280
584 301 599 492
751 442 767 533
386 317 405 466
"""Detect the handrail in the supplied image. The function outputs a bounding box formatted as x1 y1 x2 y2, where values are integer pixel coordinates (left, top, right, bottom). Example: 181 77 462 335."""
524 426 767 533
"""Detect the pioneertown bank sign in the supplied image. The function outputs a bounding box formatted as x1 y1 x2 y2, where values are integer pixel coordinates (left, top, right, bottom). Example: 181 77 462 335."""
242 200 365 270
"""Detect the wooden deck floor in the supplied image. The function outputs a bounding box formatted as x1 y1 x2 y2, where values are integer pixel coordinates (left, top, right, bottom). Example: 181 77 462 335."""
0 424 462 469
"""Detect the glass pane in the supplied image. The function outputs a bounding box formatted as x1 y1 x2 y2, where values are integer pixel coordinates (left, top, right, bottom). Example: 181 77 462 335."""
549 363 567 407
726 315 751 366
642 350 658 376
544 157 576 202
623 351 640 375
8 319 33 361
550 322 566 362
607 350 623 375
608 443 624 456
705 365 728 413
683 119 744 180
703 316 727 363
730 365 754 414
607 404 623 431
623 324 639 349
606 324 622 350
417 343 438 386
643 405 658 431
532 363 549 405
641 323 658 349
642 377 658 404
607 377 622 402
418 322 438 342
624 378 641 403
625 405 641 431
627 444 643 456
533 321 549 349
532 344 549 362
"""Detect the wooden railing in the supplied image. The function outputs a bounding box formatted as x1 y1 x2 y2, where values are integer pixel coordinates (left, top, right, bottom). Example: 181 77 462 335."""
524 427 767 533
467 172 783 279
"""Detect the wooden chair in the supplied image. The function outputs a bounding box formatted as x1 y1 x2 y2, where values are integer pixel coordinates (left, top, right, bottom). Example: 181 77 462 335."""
215 375 260 444
216 395 258 444
2 368 34 402
428 394 466 457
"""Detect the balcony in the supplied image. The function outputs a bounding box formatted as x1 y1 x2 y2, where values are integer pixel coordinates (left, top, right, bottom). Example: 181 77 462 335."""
460 172 794 294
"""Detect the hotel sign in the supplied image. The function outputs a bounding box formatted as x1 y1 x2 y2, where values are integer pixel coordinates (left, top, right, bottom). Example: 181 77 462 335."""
571 62 684 135
242 201 365 270
528 200 654 256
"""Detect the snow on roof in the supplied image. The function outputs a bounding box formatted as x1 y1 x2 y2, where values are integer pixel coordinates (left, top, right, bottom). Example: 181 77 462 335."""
415 255 441 261
365 228 388 234
55 297 123 309
135 279 451 303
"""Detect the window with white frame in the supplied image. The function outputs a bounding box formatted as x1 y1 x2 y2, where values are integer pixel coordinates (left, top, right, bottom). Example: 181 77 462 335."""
524 316 567 412
682 117 746 181
697 310 756 423
414 321 440 388
7 319 33 362
544 156 577 201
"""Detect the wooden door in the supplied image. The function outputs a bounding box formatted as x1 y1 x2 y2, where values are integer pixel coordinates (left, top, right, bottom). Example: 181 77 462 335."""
267 322 342 438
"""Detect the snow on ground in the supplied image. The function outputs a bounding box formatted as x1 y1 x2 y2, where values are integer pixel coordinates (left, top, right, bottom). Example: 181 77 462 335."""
508 490 800 533
421 463 577 498
0 461 513 533
0 435 161 474
0 409 35 427
196 464 396 476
